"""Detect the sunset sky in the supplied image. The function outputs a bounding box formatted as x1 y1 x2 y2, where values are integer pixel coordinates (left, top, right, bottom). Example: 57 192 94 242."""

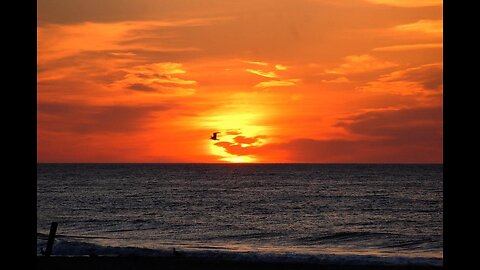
37 0 443 163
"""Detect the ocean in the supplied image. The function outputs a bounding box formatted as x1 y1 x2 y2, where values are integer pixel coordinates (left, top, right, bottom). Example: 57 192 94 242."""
37 164 443 266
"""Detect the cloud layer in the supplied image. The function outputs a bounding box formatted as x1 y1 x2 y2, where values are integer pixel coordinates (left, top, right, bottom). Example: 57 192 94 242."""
37 0 443 163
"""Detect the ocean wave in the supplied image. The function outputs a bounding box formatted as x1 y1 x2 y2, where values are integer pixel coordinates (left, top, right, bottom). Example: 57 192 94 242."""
296 231 399 243
36 237 442 267
203 231 284 241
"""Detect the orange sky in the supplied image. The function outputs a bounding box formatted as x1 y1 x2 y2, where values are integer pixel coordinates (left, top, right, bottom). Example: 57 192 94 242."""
37 0 443 163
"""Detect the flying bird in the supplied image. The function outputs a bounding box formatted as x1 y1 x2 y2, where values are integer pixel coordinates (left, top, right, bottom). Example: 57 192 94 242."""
210 132 220 140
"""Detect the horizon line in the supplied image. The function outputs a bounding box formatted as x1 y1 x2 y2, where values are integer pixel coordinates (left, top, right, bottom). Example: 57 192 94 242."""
37 162 443 165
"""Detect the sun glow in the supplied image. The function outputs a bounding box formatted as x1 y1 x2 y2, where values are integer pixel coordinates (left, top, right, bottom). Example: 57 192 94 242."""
37 0 443 164
202 107 271 163
220 155 256 163
208 140 258 163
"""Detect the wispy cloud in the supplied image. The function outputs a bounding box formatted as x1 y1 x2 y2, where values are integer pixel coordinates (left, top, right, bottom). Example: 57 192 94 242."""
365 0 442 8
245 69 278 78
379 63 442 90
127 83 156 91
325 54 398 75
37 17 230 63
110 52 137 57
254 79 300 89
243 61 297 89
115 62 197 94
359 63 443 95
322 76 350 83
373 43 442 52
37 0 443 163
38 102 175 133
243 60 269 66
395 20 442 35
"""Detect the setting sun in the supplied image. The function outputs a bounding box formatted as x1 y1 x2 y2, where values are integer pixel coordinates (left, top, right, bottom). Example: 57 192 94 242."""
37 0 442 163
37 1 444 266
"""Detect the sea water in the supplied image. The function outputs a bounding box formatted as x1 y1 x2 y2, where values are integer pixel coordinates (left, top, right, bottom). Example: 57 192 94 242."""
37 164 442 266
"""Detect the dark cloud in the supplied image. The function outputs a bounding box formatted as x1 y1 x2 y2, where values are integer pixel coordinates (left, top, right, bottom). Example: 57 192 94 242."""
38 50 197 74
294 106 441 162
38 0 442 64
215 141 258 156
37 0 228 24
126 49 200 62
337 106 442 143
382 64 443 90
216 106 442 163
234 135 260 144
264 136 442 163
127 83 156 91
214 134 266 156
38 102 175 133
267 139 367 163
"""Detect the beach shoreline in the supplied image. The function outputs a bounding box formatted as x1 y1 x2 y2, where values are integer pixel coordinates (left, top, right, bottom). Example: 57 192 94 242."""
37 256 443 270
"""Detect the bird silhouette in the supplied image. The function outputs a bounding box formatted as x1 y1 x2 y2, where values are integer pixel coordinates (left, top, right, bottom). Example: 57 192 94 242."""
210 132 220 140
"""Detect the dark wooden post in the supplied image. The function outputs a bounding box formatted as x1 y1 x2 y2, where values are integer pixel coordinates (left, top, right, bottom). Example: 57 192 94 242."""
44 222 58 257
